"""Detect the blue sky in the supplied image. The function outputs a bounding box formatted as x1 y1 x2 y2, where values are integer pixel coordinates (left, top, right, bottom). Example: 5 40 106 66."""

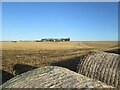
2 2 118 41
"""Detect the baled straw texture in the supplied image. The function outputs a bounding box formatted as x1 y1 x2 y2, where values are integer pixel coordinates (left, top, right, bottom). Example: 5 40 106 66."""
77 50 120 88
1 66 113 88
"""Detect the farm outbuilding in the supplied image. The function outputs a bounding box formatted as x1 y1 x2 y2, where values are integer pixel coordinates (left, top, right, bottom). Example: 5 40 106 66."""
39 38 70 42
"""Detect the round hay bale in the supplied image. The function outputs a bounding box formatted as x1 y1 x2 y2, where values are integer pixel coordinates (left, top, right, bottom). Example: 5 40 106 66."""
1 66 113 88
77 50 120 88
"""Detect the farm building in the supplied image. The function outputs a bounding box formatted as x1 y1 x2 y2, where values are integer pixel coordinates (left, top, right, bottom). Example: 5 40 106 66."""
36 38 70 42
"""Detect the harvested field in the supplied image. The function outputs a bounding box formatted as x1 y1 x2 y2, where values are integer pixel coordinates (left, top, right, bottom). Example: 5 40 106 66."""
1 66 113 88
1 42 92 50
83 41 119 50
2 41 119 51
0 41 119 85
77 50 120 88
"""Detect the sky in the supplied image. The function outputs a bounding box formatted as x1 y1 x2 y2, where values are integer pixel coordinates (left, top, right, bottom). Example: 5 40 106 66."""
2 2 118 41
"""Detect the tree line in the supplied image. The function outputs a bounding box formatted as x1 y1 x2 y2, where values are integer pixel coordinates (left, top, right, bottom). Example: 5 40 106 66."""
10 38 70 42
36 38 70 42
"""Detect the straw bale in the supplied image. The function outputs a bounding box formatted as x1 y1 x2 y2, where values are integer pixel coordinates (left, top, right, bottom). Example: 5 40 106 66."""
77 50 120 88
1 66 113 88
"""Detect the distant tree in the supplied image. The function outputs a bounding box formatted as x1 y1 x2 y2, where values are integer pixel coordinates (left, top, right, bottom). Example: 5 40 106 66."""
41 39 47 42
55 39 60 42
67 38 70 41
62 38 70 41
36 40 42 42
49 39 54 42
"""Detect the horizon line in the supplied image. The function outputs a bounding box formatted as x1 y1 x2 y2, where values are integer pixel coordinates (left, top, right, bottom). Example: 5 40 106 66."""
0 40 119 42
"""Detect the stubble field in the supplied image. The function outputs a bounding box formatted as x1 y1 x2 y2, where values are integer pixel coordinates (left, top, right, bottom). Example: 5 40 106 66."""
0 41 119 84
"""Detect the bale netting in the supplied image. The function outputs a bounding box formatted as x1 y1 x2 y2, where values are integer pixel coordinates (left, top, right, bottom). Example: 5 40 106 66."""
77 50 120 88
1 66 113 88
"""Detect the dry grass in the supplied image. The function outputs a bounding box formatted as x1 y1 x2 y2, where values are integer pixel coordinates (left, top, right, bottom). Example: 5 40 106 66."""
1 41 92 50
1 41 119 84
1 41 118 50
83 41 119 50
